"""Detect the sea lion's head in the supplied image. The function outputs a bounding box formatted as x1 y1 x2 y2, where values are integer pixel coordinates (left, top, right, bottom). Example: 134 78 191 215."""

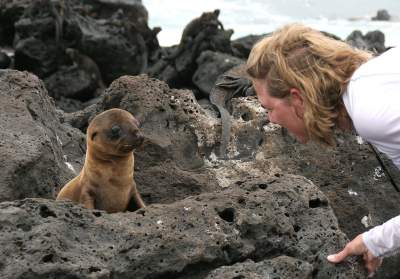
87 108 144 157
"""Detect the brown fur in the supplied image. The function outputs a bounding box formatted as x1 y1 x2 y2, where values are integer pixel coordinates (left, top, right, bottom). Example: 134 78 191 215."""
57 108 145 213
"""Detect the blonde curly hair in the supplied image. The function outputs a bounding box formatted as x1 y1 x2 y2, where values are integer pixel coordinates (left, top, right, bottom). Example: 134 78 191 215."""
246 23 372 145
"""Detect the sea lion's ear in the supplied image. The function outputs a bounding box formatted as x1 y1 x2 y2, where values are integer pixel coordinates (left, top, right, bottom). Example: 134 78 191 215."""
91 132 98 140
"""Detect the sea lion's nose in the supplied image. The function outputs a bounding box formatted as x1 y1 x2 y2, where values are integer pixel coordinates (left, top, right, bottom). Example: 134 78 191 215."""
135 131 144 145
128 129 144 146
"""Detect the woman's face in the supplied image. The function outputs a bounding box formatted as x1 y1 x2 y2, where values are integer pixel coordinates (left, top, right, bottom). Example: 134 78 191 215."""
252 78 309 143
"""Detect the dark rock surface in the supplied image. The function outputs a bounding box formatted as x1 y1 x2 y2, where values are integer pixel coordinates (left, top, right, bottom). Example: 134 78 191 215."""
64 74 220 204
2 0 159 106
346 30 386 53
84 0 148 22
0 174 365 278
1 66 399 279
255 125 400 279
206 256 313 279
193 51 244 96
230 31 340 60
0 1 399 277
59 72 398 277
0 0 30 46
147 10 233 91
372 9 391 21
0 51 11 68
44 66 99 101
0 71 398 278
231 34 267 59
0 69 84 202
14 36 59 78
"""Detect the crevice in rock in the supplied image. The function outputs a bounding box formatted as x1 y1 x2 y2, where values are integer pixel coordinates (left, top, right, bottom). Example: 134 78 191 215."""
25 101 38 121
216 207 235 223
160 260 225 279
88 266 101 273
39 205 57 218
258 183 268 190
92 211 102 217
41 253 54 263
308 198 328 208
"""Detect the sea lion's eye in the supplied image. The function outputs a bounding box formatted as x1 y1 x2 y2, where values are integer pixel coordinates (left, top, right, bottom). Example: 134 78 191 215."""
91 132 98 140
110 125 121 139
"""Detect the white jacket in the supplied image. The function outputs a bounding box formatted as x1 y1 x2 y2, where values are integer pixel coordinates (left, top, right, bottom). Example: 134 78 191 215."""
343 46 400 257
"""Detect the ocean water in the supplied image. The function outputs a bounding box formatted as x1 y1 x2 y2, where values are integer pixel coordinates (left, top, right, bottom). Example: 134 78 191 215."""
142 0 400 47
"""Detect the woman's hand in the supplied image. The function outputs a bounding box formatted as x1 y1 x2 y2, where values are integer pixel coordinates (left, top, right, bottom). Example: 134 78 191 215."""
327 234 383 277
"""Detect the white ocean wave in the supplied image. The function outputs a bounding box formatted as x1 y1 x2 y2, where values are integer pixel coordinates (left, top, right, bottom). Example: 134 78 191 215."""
143 0 400 47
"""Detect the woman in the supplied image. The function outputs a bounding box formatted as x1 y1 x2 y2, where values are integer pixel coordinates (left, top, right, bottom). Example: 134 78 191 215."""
246 23 400 276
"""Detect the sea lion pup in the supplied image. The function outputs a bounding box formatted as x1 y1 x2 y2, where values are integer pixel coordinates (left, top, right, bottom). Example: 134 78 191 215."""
57 108 146 213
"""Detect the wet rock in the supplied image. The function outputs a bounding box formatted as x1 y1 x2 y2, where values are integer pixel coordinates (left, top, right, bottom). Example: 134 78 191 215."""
202 84 400 277
0 174 365 278
44 65 99 101
193 51 244 97
72 0 159 80
346 30 369 50
231 31 339 60
346 30 386 53
0 0 30 46
206 256 313 279
147 10 233 89
70 11 152 82
256 126 400 278
227 97 266 159
197 98 219 119
0 69 84 202
8 0 158 102
83 0 148 22
54 97 86 113
57 70 400 277
231 34 267 59
364 30 386 53
0 51 11 68
14 36 59 78
64 74 221 204
372 9 391 21
62 103 99 130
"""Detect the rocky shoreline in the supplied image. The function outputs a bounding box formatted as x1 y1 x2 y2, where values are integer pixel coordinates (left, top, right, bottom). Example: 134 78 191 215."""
0 1 399 278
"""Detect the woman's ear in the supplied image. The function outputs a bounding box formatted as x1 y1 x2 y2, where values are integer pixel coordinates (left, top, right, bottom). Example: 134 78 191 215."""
289 88 305 119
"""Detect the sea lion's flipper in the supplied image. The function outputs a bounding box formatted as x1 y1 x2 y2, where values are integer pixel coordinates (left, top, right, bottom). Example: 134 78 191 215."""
80 189 95 210
127 181 146 211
